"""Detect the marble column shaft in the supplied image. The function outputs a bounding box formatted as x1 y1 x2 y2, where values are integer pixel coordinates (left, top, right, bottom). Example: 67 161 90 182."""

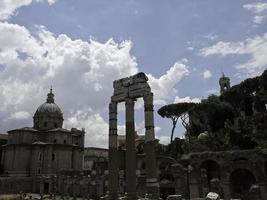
125 98 137 200
108 101 119 199
144 93 160 199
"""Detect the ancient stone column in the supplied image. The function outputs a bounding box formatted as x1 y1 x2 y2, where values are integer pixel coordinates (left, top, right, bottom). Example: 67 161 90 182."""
125 98 137 200
144 93 159 199
220 176 231 199
108 101 119 199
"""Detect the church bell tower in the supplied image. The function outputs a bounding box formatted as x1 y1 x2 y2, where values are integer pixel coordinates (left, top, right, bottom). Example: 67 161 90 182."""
219 73 230 95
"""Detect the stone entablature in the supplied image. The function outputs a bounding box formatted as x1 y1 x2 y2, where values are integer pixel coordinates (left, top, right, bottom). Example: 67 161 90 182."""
112 72 151 102
6 128 84 146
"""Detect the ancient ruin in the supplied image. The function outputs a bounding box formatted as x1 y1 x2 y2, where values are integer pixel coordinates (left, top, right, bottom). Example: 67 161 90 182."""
0 70 266 200
108 72 159 199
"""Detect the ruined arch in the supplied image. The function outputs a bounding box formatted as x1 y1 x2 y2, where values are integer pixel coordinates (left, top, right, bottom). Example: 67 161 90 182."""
230 168 256 199
227 159 262 182
199 160 221 181
199 160 221 196
157 157 175 199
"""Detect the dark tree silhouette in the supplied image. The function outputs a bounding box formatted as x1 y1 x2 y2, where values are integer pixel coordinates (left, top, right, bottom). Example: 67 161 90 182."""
158 102 196 143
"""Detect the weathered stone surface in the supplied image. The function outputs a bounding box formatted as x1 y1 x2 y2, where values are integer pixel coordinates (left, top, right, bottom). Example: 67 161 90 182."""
0 90 84 194
108 72 159 199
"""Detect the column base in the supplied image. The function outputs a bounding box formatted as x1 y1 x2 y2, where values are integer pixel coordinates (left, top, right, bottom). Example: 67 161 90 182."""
146 178 160 200
104 191 118 200
125 192 137 200
146 191 160 200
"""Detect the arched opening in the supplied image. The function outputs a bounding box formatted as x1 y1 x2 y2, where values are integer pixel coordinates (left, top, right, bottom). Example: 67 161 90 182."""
158 160 175 199
199 160 221 195
223 84 228 90
230 168 256 199
52 153 55 161
141 161 146 170
39 153 42 161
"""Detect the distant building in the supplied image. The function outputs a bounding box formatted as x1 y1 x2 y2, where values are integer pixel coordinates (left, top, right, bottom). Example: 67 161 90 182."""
117 132 145 151
0 89 84 194
84 147 108 171
219 73 230 94
0 134 8 172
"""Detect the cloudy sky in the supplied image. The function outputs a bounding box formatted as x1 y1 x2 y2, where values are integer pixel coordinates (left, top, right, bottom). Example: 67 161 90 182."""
0 0 266 147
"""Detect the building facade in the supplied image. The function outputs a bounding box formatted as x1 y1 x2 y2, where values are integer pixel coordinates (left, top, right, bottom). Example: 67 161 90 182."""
0 89 84 194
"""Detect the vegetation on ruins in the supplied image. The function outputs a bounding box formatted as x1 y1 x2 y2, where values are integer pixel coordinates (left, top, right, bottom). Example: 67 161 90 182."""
158 69 267 157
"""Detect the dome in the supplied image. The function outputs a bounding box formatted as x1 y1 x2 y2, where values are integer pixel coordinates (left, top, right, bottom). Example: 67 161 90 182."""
36 102 62 114
33 88 64 130
198 131 209 141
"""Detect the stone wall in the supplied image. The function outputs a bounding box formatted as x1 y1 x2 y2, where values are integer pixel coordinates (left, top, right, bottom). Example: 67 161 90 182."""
0 177 33 194
2 144 83 176
84 147 108 171
172 150 267 199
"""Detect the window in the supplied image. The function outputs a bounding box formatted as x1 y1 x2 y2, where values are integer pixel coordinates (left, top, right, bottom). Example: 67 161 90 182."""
44 122 47 127
38 168 41 174
52 153 55 161
39 153 42 161
63 140 66 144
54 122 57 128
53 139 57 144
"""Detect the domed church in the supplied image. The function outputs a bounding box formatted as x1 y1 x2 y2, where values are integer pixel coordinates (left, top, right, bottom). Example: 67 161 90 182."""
0 89 84 193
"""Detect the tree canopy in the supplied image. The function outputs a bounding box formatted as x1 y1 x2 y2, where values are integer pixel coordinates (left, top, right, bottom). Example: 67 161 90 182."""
157 69 267 155
158 102 196 143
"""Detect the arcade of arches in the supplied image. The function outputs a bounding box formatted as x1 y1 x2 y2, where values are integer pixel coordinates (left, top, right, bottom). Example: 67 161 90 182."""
172 149 267 199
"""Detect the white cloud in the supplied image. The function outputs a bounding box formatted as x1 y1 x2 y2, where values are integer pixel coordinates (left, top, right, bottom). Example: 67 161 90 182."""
203 69 212 79
200 41 244 56
203 33 218 41
46 0 57 5
174 96 200 103
147 62 190 105
64 109 109 148
8 111 31 120
243 3 267 14
0 22 138 147
0 0 57 20
0 22 188 147
156 135 169 145
253 15 266 24
200 33 267 76
187 46 194 51
243 2 267 24
205 89 218 95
